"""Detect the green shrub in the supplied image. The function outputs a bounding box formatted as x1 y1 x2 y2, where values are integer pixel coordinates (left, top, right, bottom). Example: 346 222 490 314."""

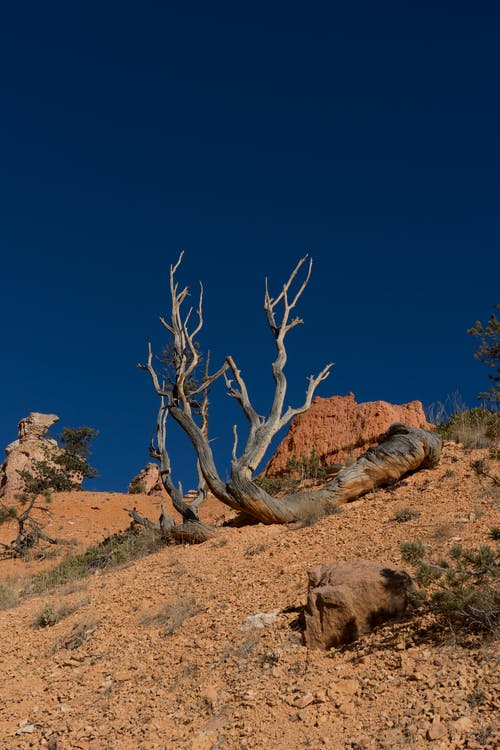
26 529 163 594
253 473 299 495
436 408 499 449
128 478 147 494
34 603 58 627
400 539 426 563
286 449 329 482
393 507 420 523
403 542 499 635
33 599 85 627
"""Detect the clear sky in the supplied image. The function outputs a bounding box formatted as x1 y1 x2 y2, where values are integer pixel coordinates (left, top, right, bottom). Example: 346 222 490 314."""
1 1 498 492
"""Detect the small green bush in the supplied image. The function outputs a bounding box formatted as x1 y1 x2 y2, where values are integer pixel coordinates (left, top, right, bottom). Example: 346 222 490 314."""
403 542 499 636
400 539 426 563
34 603 58 627
128 478 147 494
26 529 163 594
253 473 299 495
436 408 499 449
393 507 420 523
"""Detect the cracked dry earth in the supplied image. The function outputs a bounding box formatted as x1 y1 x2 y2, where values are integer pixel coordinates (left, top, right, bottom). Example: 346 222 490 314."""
0 441 498 750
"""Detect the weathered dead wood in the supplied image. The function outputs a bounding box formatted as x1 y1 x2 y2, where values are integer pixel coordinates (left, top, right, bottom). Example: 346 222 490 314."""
125 505 215 544
324 422 442 504
139 254 441 542
127 422 441 541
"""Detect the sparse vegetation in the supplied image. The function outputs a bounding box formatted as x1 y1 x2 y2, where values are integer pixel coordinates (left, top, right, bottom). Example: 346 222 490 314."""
402 541 499 636
489 526 500 541
0 425 99 558
393 507 420 523
34 603 58 627
140 597 199 636
128 477 146 494
26 529 163 594
253 472 299 496
436 408 499 449
0 580 19 610
250 451 330 496
468 304 499 409
285 449 329 483
52 619 97 651
400 539 426 563
471 458 500 485
33 599 86 628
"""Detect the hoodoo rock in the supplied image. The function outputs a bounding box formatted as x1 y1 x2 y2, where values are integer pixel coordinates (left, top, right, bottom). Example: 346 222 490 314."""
128 462 165 495
264 393 432 476
303 559 412 650
0 413 63 498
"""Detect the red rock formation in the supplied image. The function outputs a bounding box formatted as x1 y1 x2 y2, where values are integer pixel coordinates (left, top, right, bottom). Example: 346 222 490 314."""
128 462 166 495
0 413 61 498
264 392 432 475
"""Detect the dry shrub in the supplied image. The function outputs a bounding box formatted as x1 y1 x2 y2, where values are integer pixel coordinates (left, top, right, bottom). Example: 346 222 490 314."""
0 579 19 610
52 619 98 651
437 408 499 449
26 528 164 594
141 597 198 636
393 507 420 523
33 598 88 628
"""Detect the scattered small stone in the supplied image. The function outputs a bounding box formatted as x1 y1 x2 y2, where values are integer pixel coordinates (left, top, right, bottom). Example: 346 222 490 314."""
294 692 315 708
339 702 356 715
241 610 280 630
426 719 448 741
452 716 474 734
352 734 371 748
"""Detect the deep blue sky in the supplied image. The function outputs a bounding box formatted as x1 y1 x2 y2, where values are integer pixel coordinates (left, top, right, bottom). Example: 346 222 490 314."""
1 1 498 492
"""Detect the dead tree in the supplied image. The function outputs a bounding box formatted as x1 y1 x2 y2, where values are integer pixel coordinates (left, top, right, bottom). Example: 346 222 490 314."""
135 254 441 540
0 495 59 558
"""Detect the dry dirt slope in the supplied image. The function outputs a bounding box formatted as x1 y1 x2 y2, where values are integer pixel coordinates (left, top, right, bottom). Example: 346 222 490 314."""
0 442 498 750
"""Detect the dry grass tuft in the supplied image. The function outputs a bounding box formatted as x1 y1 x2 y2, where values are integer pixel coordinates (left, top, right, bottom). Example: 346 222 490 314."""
140 597 199 637
52 619 98 652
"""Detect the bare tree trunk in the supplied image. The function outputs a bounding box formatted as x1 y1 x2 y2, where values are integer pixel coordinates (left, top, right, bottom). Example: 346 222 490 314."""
222 423 441 524
137 254 442 543
128 423 441 538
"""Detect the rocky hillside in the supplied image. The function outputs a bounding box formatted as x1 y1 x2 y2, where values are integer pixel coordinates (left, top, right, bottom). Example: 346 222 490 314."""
0 441 498 750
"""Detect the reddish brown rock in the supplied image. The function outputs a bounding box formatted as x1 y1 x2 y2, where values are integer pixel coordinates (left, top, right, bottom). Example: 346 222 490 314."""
0 413 61 498
264 392 432 475
303 560 411 650
128 462 166 495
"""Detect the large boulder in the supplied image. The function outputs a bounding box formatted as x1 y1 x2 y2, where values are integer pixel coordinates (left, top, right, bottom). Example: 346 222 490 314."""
264 392 432 475
303 560 411 650
0 413 61 498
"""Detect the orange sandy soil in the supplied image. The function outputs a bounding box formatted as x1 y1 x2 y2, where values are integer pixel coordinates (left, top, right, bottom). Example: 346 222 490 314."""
0 442 498 750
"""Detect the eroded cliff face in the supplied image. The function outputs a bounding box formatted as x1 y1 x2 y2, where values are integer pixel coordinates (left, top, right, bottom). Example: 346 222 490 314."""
264 392 432 476
0 413 62 498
